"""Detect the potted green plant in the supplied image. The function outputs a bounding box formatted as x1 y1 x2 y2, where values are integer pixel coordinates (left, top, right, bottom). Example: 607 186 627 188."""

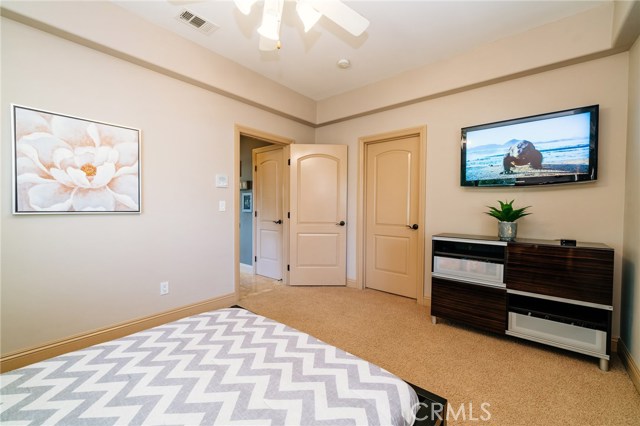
485 199 531 241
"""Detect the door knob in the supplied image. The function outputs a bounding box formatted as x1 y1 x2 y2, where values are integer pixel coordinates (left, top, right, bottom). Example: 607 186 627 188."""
273 220 282 224
407 224 419 230
336 220 346 226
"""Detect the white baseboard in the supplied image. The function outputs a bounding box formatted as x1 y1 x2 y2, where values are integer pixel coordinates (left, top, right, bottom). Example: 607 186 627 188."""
240 263 253 274
618 338 640 394
0 292 237 373
346 278 358 288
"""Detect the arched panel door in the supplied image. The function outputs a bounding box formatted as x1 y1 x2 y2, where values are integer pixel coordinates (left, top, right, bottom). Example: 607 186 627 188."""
364 135 420 298
287 145 347 286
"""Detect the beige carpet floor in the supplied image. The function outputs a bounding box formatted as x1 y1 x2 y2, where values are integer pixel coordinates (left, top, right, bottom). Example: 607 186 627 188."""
238 285 640 426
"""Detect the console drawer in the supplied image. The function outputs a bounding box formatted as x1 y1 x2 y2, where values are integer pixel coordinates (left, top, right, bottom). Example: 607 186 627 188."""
506 243 613 305
507 312 607 358
433 256 504 286
432 277 506 334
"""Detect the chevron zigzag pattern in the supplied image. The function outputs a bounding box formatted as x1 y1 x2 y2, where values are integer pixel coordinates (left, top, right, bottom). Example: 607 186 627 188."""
1 307 418 425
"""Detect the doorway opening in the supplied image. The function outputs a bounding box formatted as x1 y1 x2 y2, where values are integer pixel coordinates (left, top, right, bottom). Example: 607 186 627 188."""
235 126 293 300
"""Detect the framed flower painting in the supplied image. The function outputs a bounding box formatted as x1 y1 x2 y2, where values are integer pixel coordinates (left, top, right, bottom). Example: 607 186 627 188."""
12 105 141 214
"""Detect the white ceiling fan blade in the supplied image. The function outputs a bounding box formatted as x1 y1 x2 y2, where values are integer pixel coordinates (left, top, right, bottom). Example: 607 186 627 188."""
234 0 258 15
296 0 322 32
308 0 369 37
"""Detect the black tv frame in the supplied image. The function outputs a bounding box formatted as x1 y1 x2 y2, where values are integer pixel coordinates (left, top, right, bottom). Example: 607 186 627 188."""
460 105 599 187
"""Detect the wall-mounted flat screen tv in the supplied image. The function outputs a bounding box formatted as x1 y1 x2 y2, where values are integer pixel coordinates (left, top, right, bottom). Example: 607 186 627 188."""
461 105 598 187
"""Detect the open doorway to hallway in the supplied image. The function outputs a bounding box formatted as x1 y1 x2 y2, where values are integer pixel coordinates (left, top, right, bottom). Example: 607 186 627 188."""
239 135 271 272
239 136 281 298
236 127 293 299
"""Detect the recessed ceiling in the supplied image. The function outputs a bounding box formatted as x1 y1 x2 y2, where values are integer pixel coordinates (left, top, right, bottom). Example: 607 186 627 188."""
113 1 607 101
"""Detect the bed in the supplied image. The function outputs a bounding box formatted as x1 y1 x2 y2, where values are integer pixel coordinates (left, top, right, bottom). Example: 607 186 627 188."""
1 306 446 425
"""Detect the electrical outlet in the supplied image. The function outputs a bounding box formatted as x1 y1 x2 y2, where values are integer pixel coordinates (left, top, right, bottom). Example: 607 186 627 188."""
160 281 169 295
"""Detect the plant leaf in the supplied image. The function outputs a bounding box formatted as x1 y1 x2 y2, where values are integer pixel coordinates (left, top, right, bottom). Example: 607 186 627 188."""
486 200 531 222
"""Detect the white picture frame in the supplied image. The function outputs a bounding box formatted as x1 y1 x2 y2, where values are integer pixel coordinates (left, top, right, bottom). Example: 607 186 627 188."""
12 104 141 214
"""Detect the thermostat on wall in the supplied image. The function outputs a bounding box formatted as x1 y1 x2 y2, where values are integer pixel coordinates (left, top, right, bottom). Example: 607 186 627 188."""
215 174 229 188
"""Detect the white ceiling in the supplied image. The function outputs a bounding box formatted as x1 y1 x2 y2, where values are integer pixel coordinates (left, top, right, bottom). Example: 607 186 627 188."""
113 0 607 101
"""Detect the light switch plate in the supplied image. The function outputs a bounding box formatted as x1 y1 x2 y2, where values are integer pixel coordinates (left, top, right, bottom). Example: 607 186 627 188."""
219 200 226 211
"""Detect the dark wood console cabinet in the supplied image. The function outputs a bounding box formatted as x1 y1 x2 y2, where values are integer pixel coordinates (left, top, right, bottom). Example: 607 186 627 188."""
431 233 614 370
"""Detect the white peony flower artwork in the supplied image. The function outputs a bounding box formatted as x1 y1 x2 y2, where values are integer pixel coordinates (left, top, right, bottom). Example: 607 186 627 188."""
12 105 141 214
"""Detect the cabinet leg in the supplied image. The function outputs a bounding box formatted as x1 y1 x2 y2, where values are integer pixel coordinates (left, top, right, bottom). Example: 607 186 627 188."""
599 358 609 371
431 316 437 325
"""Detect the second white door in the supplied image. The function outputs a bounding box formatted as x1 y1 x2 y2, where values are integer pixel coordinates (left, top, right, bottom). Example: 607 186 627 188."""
254 147 284 280
287 144 348 286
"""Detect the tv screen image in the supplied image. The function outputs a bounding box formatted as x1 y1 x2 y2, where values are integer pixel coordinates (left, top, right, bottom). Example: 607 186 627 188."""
461 105 598 187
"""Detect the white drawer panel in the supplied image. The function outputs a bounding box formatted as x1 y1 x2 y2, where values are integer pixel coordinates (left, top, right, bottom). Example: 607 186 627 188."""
433 256 503 284
507 312 607 357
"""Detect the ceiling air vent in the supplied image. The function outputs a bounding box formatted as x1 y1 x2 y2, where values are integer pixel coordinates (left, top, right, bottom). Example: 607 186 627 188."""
176 9 219 35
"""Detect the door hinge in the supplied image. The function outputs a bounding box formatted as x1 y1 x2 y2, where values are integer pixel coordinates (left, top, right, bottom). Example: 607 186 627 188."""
254 211 257 217
254 256 257 262
287 212 290 219
287 265 290 271
287 159 291 166
254 165 257 172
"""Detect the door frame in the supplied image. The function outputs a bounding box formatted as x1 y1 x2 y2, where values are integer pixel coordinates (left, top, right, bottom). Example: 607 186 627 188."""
234 125 293 299
356 126 427 305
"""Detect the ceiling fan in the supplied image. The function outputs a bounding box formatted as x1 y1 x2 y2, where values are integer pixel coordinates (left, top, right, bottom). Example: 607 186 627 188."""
169 0 370 51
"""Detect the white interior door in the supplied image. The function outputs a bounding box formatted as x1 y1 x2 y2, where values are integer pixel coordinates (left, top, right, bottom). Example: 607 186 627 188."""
364 135 421 298
254 147 284 280
287 144 347 286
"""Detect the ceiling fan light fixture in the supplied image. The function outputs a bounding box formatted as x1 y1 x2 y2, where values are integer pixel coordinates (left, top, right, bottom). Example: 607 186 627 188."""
259 36 280 51
257 18 280 41
257 0 284 41
296 0 321 33
233 0 258 16
234 0 368 50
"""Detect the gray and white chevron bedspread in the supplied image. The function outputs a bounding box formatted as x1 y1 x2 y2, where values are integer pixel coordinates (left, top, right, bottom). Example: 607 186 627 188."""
1 307 418 425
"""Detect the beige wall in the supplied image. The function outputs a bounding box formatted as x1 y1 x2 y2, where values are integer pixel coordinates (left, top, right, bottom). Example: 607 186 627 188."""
316 53 629 336
0 18 313 355
621 36 640 365
0 1 317 125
